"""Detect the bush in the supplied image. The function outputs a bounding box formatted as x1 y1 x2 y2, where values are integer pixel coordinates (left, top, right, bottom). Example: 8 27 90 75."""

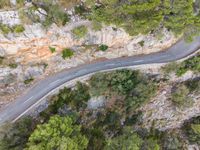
161 131 187 150
26 115 88 150
162 62 179 74
184 78 200 94
0 0 11 9
0 56 4 64
32 1 69 27
75 5 87 16
9 63 18 68
89 69 157 111
16 0 25 7
62 48 74 59
104 127 143 150
162 53 200 76
70 82 91 109
72 25 88 38
138 40 145 47
99 44 108 51
0 117 34 150
13 25 25 33
83 0 200 39
92 21 102 31
183 116 200 145
171 84 192 107
0 24 11 34
176 54 200 76
49 46 56 53
24 77 34 84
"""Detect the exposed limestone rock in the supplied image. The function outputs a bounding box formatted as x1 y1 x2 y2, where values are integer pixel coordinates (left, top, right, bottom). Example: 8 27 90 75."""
87 96 106 109
0 11 20 26
141 83 200 131
0 47 5 57
0 9 178 111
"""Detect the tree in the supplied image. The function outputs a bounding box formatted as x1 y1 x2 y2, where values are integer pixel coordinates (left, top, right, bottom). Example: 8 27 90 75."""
84 0 200 39
183 116 200 145
161 131 187 150
104 127 143 150
0 117 34 150
26 115 88 150
71 82 91 109
142 138 160 150
33 1 69 27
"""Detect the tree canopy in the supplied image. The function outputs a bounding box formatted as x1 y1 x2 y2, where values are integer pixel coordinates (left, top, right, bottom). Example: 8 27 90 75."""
84 0 200 38
26 115 88 150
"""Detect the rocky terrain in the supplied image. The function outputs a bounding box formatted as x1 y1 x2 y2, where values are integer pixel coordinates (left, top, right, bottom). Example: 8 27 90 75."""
1 0 199 133
0 4 178 109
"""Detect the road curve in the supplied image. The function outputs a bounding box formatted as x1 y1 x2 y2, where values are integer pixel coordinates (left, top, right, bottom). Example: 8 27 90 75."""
0 37 200 124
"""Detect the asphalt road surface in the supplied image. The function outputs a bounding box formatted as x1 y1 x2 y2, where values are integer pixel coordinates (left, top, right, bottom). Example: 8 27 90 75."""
0 36 200 124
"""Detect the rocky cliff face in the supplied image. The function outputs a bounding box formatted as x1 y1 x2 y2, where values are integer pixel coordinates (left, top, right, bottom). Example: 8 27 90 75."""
0 8 178 109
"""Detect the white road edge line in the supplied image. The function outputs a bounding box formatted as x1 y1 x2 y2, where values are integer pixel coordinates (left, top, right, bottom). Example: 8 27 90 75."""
105 64 115 66
11 65 146 123
23 96 33 104
12 96 43 123
134 60 143 63
50 79 61 86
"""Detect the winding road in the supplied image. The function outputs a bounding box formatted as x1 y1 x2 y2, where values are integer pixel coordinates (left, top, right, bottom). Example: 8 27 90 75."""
0 36 200 125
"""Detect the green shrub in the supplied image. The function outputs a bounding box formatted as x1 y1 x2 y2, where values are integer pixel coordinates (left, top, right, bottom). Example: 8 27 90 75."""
176 54 200 76
138 40 145 47
0 117 34 150
0 56 4 65
26 115 88 150
49 46 56 53
184 79 200 94
62 48 74 59
70 82 91 109
72 26 88 38
171 84 193 107
75 5 87 16
33 2 69 27
183 116 200 145
162 53 200 76
83 0 200 39
13 25 25 33
92 21 102 31
9 63 18 68
142 138 160 150
89 69 157 111
0 0 11 9
162 62 179 74
104 127 143 150
16 0 25 7
161 131 187 150
0 24 11 34
24 77 34 84
99 44 108 51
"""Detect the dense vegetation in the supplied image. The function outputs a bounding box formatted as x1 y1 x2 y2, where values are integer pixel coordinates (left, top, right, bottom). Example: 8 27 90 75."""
2 0 199 39
26 115 88 150
183 116 200 145
0 69 199 149
78 0 200 39
162 53 200 76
